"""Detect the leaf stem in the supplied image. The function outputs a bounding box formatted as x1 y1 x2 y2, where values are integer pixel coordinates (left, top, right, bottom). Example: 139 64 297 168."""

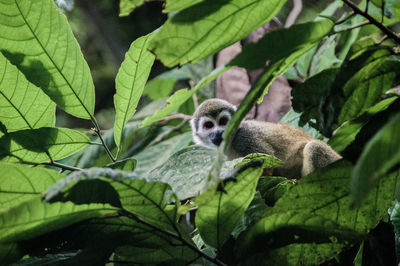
341 0 400 45
43 161 83 172
334 20 370 33
91 117 116 162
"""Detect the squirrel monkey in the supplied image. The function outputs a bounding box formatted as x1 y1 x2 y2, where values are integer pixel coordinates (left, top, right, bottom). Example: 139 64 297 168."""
190 99 341 178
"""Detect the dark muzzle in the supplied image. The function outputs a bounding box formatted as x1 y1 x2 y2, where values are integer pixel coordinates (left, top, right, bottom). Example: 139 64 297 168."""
210 131 223 146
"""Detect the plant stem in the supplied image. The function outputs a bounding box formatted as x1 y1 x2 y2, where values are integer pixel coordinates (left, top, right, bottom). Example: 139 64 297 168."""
91 117 116 162
334 20 370 33
43 161 83 172
341 0 400 45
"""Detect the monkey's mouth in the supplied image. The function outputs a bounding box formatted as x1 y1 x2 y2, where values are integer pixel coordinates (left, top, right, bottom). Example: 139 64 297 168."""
210 131 223 146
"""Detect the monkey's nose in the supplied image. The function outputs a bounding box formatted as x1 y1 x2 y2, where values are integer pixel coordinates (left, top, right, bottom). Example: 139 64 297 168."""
210 131 223 146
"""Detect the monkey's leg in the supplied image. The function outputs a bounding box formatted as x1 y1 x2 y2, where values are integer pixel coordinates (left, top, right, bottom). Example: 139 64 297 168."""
301 140 342 176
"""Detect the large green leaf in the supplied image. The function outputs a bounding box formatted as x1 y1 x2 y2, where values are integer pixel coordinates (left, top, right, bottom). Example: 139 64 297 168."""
114 34 155 149
148 145 217 200
351 113 400 205
149 0 287 67
0 127 89 163
328 97 398 153
0 52 55 132
133 132 192 175
195 160 264 249
46 168 180 233
0 197 116 243
338 57 400 124
0 0 95 119
238 161 398 265
0 163 64 210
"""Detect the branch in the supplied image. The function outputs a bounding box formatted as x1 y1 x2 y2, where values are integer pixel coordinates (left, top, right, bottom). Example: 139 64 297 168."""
341 0 400 45
285 0 303 28
91 118 116 162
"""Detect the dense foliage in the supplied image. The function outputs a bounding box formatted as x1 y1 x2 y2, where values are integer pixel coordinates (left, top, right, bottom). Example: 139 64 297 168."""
0 0 399 265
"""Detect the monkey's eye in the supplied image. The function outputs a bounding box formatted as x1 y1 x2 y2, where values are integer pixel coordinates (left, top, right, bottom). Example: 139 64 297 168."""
219 116 229 126
203 121 214 129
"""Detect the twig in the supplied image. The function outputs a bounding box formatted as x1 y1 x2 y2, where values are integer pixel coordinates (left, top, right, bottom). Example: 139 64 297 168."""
158 113 192 124
150 120 189 146
42 161 83 172
335 20 370 33
91 117 116 162
285 0 303 28
341 0 400 45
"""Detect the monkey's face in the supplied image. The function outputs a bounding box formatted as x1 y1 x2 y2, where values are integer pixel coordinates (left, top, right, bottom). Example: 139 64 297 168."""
192 110 232 148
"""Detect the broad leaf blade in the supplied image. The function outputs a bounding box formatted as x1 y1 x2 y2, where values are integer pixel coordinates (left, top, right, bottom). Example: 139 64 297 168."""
238 161 398 265
164 0 204 13
114 34 155 148
0 197 116 243
0 127 90 163
134 132 192 175
0 163 64 210
196 161 264 249
351 113 400 205
0 0 95 119
0 52 55 132
338 57 400 124
148 145 217 200
149 0 287 67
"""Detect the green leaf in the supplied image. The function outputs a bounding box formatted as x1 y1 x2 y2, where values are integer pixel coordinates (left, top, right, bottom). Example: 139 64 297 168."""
141 64 229 127
0 163 64 210
143 78 176 101
338 56 400 124
195 160 264 249
46 168 181 232
149 0 287 67
114 34 155 149
149 145 217 200
0 52 55 132
230 19 335 69
0 0 95 119
328 97 397 153
163 0 204 13
351 113 400 205
239 210 362 251
389 201 400 236
238 161 398 265
107 158 137 171
0 197 116 243
257 176 296 206
119 0 148 17
234 153 282 169
0 127 89 163
133 132 192 175
279 109 322 139
309 35 341 76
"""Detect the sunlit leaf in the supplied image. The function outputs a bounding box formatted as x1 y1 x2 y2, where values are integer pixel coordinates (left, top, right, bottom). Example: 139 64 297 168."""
163 0 204 13
0 127 89 163
196 160 264 249
150 0 287 67
114 34 155 149
119 0 147 17
0 52 55 132
0 163 63 211
0 0 95 119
